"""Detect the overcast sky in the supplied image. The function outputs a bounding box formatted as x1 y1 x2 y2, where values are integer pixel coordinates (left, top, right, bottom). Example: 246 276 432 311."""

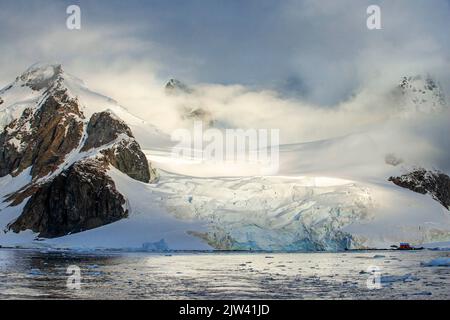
1 0 450 172
0 0 449 105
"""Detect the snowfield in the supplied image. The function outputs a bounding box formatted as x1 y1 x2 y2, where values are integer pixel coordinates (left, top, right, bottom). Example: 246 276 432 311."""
2 148 449 251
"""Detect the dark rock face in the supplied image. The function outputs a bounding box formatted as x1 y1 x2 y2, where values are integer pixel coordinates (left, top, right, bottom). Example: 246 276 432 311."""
0 89 83 179
82 111 154 183
82 111 133 151
8 159 127 238
0 130 23 177
101 139 154 183
389 169 450 210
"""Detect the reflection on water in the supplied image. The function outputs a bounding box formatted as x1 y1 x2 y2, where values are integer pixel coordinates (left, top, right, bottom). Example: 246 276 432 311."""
0 249 448 299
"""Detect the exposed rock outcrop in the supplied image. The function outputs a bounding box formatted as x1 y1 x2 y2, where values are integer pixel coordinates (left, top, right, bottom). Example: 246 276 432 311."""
389 169 450 210
82 111 156 183
0 75 84 179
8 159 127 238
100 139 155 183
81 111 132 151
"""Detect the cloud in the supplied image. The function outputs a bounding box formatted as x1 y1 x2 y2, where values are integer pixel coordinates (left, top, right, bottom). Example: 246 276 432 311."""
1 0 449 171
2 0 449 99
279 0 450 104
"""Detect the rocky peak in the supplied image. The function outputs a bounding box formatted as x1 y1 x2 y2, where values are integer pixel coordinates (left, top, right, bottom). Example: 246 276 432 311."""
82 111 133 151
165 78 192 95
82 111 155 183
16 63 64 91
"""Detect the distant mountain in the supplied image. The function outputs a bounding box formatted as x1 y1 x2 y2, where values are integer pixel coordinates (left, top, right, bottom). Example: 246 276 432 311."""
396 75 447 115
164 78 214 126
165 78 193 95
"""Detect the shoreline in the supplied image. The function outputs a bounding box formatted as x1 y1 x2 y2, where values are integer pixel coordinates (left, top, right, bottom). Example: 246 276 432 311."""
0 246 448 255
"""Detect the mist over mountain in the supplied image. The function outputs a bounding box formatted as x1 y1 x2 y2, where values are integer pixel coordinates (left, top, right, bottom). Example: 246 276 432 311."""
0 63 449 251
0 0 449 251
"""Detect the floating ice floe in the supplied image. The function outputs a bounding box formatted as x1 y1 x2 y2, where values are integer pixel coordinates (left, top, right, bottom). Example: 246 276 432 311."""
380 273 418 283
421 257 450 267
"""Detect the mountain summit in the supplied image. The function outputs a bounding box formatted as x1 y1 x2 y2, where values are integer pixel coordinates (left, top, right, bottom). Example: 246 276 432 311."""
164 78 214 126
164 78 193 95
397 75 447 114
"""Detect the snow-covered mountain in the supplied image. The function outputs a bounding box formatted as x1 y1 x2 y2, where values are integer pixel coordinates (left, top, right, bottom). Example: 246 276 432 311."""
0 63 170 148
0 63 449 251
